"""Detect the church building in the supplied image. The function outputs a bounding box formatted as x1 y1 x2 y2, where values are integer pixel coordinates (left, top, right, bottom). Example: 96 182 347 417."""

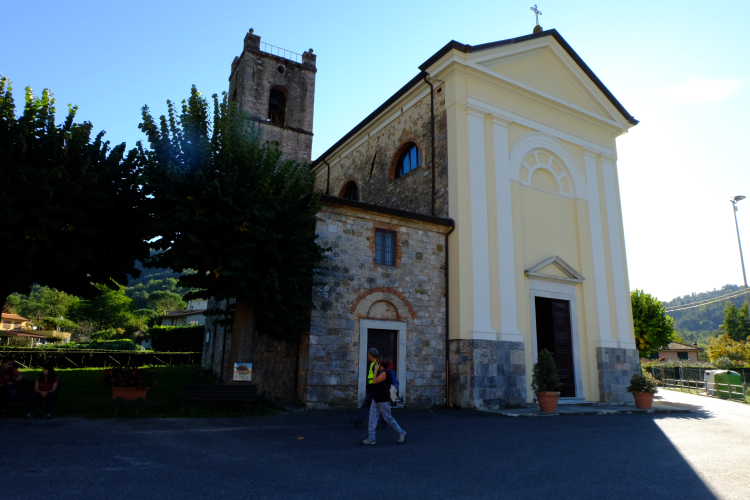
203 26 640 409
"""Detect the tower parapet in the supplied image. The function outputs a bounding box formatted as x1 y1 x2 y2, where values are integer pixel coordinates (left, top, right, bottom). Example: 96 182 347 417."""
228 29 316 164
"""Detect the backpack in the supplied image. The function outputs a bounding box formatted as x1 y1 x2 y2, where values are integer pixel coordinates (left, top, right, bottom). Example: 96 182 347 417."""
387 370 399 403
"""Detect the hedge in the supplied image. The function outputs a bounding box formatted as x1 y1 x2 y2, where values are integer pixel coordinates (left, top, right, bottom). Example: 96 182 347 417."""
0 350 201 369
149 325 204 353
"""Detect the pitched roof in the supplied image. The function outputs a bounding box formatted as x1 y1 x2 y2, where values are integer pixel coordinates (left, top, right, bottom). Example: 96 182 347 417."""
159 309 207 319
310 29 636 169
1 313 29 322
660 342 701 351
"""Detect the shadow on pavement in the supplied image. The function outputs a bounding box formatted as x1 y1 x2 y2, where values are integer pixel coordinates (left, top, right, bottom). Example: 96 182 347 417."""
0 408 719 499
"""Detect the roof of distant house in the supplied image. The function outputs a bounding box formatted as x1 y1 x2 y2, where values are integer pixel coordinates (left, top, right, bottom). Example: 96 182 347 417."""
0 329 46 338
159 309 207 319
1 313 29 322
659 342 701 352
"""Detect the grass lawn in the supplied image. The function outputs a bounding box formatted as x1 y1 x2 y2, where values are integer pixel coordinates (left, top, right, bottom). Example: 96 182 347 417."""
12 365 285 419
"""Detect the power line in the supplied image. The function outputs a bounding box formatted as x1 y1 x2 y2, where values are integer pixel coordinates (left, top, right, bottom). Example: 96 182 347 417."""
665 289 749 312
665 288 749 310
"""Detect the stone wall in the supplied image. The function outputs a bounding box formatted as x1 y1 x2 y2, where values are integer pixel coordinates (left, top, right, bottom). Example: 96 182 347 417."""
202 298 298 401
596 347 640 404
229 30 316 164
313 86 449 218
300 201 451 409
448 339 527 409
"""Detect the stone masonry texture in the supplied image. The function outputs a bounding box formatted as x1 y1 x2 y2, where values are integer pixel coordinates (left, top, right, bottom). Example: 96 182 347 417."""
300 202 450 409
313 86 448 218
229 30 316 164
448 339 527 409
596 347 640 404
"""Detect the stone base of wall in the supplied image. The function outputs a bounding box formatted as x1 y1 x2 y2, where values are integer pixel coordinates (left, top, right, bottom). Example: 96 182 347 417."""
596 347 640 404
448 339 526 409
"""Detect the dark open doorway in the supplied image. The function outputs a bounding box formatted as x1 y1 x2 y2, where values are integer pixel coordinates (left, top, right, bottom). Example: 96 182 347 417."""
367 329 398 363
535 297 575 397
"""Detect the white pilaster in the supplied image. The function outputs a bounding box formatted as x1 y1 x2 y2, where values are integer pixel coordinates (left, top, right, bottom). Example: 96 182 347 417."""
491 113 523 342
583 148 617 348
601 157 636 350
467 105 496 340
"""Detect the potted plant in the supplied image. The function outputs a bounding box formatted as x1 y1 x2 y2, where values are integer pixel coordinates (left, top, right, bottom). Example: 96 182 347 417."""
99 366 156 400
531 349 561 412
626 369 659 409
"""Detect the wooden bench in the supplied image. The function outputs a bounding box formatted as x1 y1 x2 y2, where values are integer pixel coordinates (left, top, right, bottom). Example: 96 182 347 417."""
181 384 258 416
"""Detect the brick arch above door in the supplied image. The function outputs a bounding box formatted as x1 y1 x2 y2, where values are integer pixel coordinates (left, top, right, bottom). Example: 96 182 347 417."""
350 287 417 321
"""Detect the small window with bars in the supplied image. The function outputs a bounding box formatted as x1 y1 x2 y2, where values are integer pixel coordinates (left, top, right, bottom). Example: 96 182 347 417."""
375 229 397 266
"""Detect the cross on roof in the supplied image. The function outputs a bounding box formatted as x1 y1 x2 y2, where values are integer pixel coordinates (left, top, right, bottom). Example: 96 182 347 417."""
530 4 542 25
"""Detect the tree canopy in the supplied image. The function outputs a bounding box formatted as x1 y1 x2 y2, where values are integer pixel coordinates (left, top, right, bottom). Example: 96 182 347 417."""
0 77 151 304
631 289 675 358
719 301 750 342
137 87 326 343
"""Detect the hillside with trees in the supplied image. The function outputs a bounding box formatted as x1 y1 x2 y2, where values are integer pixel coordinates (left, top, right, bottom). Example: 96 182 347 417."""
662 284 748 346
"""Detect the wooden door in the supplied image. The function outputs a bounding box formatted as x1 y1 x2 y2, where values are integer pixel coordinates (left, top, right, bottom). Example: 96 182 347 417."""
367 329 398 362
535 297 575 397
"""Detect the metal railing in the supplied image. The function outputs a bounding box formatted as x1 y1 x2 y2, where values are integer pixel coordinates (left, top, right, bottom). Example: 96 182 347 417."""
259 42 302 63
648 365 748 402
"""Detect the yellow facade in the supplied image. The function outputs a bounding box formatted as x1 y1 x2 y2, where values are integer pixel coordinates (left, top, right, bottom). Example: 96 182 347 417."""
431 33 637 403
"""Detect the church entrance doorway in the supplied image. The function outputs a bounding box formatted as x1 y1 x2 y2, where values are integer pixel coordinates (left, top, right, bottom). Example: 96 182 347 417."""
534 297 575 397
367 329 398 361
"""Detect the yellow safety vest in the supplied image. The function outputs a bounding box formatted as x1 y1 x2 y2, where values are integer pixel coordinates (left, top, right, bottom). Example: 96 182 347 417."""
368 362 375 385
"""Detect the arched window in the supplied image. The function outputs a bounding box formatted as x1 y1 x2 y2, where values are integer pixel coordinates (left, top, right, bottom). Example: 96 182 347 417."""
395 143 420 179
341 181 359 201
268 88 286 126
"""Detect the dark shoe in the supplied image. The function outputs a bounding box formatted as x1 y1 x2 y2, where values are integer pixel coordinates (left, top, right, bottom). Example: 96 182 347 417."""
397 431 406 444
25 413 34 420
44 414 52 420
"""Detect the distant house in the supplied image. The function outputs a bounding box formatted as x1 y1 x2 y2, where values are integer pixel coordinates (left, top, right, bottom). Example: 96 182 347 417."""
1 313 34 331
655 342 702 362
158 299 207 327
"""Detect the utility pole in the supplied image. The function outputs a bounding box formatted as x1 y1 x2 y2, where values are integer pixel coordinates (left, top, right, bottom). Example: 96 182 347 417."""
730 195 750 307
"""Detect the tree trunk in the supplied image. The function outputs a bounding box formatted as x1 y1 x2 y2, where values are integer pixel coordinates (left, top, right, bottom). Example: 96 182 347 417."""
224 297 257 385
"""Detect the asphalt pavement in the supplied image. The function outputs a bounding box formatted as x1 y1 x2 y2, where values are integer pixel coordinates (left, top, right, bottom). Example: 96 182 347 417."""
2 390 749 500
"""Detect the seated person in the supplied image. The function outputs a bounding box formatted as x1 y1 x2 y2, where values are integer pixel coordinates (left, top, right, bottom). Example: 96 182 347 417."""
0 357 25 419
25 363 59 420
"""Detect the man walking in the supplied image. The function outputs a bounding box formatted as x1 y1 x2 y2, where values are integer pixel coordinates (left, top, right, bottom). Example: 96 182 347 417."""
350 348 382 428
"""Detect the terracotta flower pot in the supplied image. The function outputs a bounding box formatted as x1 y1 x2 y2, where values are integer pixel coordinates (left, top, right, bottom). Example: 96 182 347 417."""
535 391 560 412
112 387 149 400
631 391 654 410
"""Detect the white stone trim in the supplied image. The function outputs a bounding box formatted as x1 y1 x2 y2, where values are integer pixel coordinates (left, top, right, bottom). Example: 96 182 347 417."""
525 256 585 283
358 319 408 405
601 158 635 350
583 149 617 348
467 108 496 338
492 116 523 342
509 132 587 200
467 96 614 157
528 278 585 399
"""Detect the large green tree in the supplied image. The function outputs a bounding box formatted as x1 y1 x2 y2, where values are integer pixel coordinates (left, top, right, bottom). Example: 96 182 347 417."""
74 282 134 332
138 87 326 382
631 289 676 358
147 290 186 315
0 77 150 304
719 301 750 342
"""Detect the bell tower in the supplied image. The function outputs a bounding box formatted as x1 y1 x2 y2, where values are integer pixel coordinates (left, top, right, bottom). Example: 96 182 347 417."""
228 29 317 164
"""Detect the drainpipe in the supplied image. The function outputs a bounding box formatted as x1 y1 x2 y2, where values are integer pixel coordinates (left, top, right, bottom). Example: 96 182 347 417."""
443 219 456 407
423 74 436 217
322 159 331 195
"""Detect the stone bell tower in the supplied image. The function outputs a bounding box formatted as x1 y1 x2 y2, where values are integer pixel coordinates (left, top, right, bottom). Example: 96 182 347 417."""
228 29 317 164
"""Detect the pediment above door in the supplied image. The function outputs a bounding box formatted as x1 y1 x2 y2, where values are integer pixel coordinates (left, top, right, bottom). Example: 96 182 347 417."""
525 256 584 283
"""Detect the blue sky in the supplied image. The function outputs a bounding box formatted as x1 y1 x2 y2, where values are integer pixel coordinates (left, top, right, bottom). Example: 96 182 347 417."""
3 0 749 302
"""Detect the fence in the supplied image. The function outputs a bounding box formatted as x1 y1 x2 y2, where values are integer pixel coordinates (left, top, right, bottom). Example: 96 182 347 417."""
4 350 201 369
259 42 302 63
646 366 748 402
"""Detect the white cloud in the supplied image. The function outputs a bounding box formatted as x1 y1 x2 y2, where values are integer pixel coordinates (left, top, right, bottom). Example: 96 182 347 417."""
652 78 742 103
